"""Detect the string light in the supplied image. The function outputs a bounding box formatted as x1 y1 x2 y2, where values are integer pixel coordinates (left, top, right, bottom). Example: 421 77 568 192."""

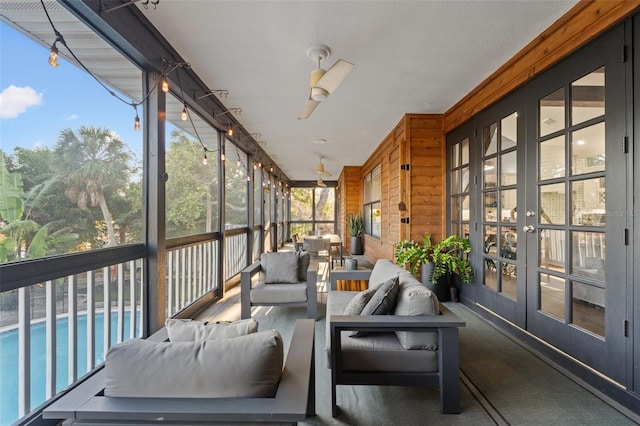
227 124 234 137
161 77 169 92
247 175 251 181
48 35 61 67
133 106 140 131
202 151 208 165
221 152 226 161
181 105 188 121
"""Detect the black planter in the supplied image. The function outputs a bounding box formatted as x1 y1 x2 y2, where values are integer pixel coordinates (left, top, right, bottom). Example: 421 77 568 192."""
421 263 450 302
350 236 363 255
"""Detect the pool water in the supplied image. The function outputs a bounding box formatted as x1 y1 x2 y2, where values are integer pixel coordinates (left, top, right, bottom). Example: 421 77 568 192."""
0 312 139 426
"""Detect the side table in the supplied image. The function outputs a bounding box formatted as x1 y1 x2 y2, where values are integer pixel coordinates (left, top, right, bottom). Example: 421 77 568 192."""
330 266 372 291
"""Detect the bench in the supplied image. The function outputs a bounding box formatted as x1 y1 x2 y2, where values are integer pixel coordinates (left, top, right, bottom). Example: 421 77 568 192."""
43 319 315 425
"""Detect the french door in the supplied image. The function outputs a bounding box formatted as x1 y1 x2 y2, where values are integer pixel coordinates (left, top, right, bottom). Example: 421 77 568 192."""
524 25 627 382
450 25 628 382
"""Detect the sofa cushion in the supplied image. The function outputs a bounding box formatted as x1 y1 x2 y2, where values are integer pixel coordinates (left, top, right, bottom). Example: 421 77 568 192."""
261 252 299 283
343 283 380 316
166 318 258 342
368 259 403 289
352 277 399 337
105 330 284 398
394 271 439 349
250 282 308 304
296 250 311 282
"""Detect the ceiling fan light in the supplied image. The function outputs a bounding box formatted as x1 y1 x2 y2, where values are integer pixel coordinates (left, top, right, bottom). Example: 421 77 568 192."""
311 87 328 101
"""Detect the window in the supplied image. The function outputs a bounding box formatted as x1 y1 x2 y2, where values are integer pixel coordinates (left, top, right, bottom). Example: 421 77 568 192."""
224 138 249 230
289 186 335 236
363 165 381 237
165 93 220 238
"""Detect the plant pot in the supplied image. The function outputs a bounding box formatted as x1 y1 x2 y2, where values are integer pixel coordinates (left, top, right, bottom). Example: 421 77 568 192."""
350 236 363 255
344 257 358 270
421 263 450 302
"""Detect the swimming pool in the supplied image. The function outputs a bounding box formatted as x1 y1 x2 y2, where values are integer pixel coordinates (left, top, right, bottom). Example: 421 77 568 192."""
0 312 139 426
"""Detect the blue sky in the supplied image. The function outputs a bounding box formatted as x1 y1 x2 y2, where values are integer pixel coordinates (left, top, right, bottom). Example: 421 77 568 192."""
0 22 142 158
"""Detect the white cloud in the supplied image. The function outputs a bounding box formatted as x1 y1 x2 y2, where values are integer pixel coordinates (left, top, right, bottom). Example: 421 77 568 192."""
0 85 43 119
66 114 79 120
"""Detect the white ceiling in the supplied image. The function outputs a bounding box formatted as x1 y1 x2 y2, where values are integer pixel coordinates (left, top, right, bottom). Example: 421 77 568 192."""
1 0 580 182
136 0 578 181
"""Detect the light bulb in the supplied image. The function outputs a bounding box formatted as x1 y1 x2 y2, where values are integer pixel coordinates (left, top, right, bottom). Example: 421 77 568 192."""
161 78 169 92
48 45 59 67
247 175 251 181
270 166 274 172
202 152 208 165
134 114 140 131
258 162 262 168
221 153 226 161
181 106 188 121
237 159 241 167
253 163 257 170
227 126 233 136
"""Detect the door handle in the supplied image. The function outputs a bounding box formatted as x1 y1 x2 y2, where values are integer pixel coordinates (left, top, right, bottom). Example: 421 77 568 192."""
523 225 535 233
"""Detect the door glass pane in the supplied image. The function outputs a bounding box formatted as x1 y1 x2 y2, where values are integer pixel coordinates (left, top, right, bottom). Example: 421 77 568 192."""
539 135 565 180
500 226 518 261
461 166 470 193
483 123 498 156
571 178 606 226
572 67 605 126
461 195 469 221
572 122 605 175
540 229 565 272
485 260 498 291
451 169 460 194
540 183 564 225
501 189 517 223
452 143 460 168
461 223 470 239
571 231 605 282
572 281 605 337
500 151 517 186
484 192 497 222
484 158 497 188
540 273 565 321
501 112 518 149
501 264 517 300
539 87 565 137
461 138 469 165
452 197 460 222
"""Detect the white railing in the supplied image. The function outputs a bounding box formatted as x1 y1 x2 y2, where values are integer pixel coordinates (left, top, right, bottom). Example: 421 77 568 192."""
224 231 248 281
1 258 144 425
166 239 220 318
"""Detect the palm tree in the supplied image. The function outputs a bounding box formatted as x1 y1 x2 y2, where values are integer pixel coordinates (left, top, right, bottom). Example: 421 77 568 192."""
54 126 131 247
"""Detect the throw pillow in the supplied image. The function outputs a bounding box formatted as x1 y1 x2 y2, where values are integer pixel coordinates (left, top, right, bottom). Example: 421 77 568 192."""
296 250 311 282
166 318 258 342
261 252 299 283
105 330 283 398
343 282 383 316
351 277 399 337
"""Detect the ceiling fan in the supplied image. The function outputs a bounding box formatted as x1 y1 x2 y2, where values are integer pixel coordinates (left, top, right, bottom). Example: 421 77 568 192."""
316 157 331 177
298 44 354 120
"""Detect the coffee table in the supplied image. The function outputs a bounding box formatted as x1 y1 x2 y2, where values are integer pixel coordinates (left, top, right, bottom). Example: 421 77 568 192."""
330 266 372 291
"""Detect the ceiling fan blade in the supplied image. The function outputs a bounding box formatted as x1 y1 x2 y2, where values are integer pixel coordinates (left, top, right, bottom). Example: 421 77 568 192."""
315 59 354 95
316 162 332 177
318 170 331 177
298 97 320 120
316 177 327 187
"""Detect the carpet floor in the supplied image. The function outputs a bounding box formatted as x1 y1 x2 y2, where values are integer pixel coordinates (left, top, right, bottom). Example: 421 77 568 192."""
198 286 638 425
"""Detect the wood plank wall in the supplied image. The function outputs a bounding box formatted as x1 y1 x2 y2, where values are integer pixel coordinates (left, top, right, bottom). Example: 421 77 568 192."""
339 0 640 264
337 166 362 254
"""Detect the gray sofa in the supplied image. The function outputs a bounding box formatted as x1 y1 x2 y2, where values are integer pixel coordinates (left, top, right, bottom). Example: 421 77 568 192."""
326 259 465 417
241 251 318 320
43 319 316 425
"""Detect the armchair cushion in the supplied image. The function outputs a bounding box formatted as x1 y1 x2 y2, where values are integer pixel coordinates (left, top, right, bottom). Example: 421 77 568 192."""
261 252 299 284
394 272 439 349
296 250 311 282
165 318 258 342
105 330 284 398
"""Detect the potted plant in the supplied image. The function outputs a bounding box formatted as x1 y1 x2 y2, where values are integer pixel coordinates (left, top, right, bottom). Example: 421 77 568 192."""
394 234 472 302
347 213 364 255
